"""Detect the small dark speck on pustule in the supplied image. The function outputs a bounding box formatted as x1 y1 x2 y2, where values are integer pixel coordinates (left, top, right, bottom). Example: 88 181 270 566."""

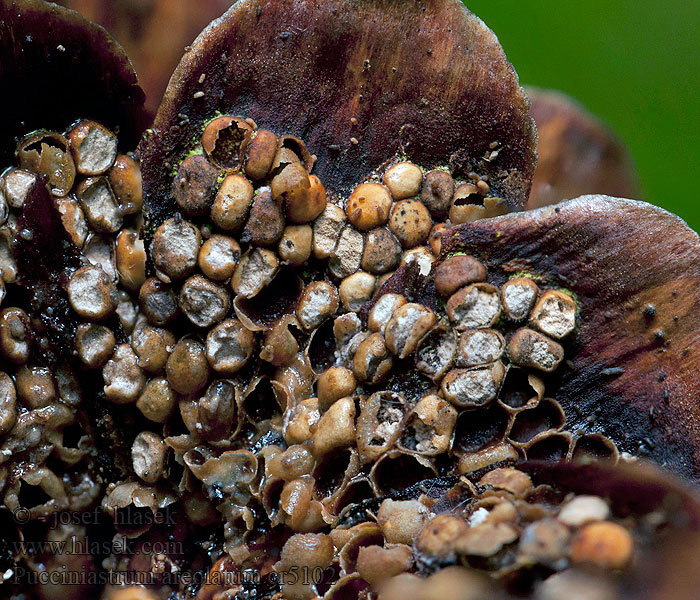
654 329 665 340
658 373 667 382
554 207 560 213
643 304 656 317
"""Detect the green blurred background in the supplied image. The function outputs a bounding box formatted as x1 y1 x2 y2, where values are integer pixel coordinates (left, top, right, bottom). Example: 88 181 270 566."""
467 0 700 232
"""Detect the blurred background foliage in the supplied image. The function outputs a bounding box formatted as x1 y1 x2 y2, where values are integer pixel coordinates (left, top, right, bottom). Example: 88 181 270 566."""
467 0 700 231
56 0 699 231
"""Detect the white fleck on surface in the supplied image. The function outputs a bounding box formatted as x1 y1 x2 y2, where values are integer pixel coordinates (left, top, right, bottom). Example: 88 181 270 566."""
468 507 489 527
402 247 434 276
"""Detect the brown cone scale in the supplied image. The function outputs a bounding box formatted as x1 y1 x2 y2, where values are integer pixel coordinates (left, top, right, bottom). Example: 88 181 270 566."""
527 88 642 208
138 0 537 232
440 196 700 479
0 0 147 164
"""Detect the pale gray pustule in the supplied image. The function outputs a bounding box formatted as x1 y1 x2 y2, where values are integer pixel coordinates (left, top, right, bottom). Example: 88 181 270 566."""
368 293 407 334
151 217 201 280
4 169 37 210
536 569 618 600
0 228 17 283
206 318 255 375
131 431 167 484
83 234 118 281
77 177 123 233
501 277 539 322
333 313 367 366
179 275 230 328
230 247 279 298
329 225 364 279
558 495 610 527
130 321 176 373
530 290 577 339
116 291 139 334
103 343 146 404
509 328 565 373
356 390 407 462
297 281 339 330
441 362 505 408
198 234 240 281
456 328 505 368
55 197 88 247
447 283 502 331
0 371 17 435
66 265 118 320
68 120 119 175
385 303 437 359
414 326 457 381
312 203 346 260
75 323 116 368
0 178 8 225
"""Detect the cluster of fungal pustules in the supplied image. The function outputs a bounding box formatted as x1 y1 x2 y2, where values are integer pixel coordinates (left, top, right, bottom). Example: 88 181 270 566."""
0 116 662 600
